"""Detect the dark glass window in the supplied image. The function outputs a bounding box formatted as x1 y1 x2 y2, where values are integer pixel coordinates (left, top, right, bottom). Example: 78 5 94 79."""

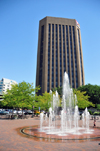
66 25 70 79
55 24 58 87
52 24 54 88
47 24 51 92
59 25 62 86
39 25 44 91
73 26 78 88
62 25 66 73
69 26 74 88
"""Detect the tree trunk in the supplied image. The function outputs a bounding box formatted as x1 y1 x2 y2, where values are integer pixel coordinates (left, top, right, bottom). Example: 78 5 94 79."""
32 107 34 118
22 107 23 119
11 107 14 119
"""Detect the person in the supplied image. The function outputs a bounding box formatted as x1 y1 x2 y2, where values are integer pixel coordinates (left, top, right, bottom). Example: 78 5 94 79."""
94 116 96 127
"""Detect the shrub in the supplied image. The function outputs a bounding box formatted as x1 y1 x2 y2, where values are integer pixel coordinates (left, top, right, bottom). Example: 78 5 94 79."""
93 111 100 115
88 110 93 115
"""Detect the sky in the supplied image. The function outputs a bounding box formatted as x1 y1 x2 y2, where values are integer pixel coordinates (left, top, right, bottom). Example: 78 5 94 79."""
0 0 100 87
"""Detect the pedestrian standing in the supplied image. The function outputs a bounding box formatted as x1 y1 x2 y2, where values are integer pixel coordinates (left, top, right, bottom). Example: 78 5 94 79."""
94 116 96 127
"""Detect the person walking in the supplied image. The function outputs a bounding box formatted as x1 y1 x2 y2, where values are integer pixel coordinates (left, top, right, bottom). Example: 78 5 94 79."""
93 116 96 127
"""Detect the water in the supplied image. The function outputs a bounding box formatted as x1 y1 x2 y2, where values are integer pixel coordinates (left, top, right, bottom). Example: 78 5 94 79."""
39 72 93 136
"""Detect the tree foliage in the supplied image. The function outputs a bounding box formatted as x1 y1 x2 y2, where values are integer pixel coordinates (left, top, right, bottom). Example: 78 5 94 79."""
73 89 95 109
1 82 98 111
77 84 100 104
52 87 62 97
96 104 100 111
34 92 52 111
51 86 95 109
2 81 40 109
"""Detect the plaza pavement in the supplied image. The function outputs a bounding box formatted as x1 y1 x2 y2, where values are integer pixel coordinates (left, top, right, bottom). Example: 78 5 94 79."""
0 116 100 151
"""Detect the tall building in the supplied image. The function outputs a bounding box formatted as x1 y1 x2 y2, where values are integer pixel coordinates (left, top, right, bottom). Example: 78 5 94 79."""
0 78 17 100
36 16 85 95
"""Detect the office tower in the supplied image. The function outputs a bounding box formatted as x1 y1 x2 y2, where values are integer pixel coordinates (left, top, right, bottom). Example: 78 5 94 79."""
36 16 85 95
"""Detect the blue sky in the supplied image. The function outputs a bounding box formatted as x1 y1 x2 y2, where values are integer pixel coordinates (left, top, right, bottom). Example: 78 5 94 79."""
0 0 100 87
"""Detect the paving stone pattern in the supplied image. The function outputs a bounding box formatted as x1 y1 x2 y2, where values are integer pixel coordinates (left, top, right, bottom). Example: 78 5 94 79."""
0 117 100 151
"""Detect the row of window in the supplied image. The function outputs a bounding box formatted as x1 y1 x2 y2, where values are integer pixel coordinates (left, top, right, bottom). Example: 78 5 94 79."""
63 25 66 73
56 24 58 87
59 25 62 87
69 26 74 88
66 25 70 81
39 25 44 94
47 24 51 92
47 24 81 91
73 26 78 88
52 24 54 88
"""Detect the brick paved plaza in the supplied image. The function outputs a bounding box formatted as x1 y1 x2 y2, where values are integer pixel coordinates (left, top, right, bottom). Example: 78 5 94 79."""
0 116 100 151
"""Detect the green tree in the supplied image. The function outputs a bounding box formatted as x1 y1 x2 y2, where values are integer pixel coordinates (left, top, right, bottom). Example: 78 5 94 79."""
77 84 100 104
2 84 19 109
34 92 52 111
73 89 95 109
0 100 4 108
52 87 62 97
96 104 100 111
2 82 40 113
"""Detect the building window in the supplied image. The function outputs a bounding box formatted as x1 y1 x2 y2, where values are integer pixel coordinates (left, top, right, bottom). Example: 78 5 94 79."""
66 25 70 79
39 25 44 93
51 24 54 88
73 26 78 88
62 25 66 73
59 25 62 86
55 24 58 87
69 26 74 88
47 24 51 92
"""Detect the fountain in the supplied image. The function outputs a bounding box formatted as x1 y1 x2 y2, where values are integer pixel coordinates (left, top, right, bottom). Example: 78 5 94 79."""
39 72 93 136
20 72 100 142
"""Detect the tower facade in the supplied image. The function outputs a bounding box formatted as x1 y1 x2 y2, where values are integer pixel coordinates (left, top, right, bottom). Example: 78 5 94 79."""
36 16 85 95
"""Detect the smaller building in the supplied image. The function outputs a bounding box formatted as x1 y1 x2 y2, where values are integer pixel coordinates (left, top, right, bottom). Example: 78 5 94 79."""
0 78 17 100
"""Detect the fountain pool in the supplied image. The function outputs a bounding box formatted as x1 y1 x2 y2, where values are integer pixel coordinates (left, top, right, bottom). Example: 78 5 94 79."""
20 72 100 142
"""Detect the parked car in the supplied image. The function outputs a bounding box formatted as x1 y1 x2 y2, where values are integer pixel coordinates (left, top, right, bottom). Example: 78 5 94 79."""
17 110 25 114
24 110 33 115
34 110 40 116
0 110 9 115
7 109 17 114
